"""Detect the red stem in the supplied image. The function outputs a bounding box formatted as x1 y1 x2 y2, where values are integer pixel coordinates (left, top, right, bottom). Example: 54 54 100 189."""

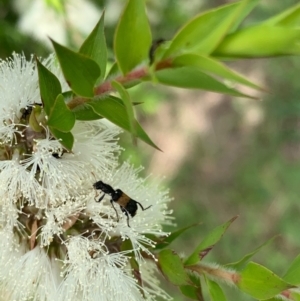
67 59 173 110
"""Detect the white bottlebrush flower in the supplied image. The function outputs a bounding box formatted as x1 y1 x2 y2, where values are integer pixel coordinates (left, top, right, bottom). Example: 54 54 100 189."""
0 246 60 301
58 236 144 301
140 260 172 301
0 53 39 144
0 228 26 282
0 53 173 301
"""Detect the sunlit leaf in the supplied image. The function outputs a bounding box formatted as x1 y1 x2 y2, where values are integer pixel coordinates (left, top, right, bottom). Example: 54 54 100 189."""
238 262 294 300
262 3 300 27
283 254 300 285
213 26 300 58
226 236 277 271
51 39 100 97
79 12 107 83
229 0 260 33
114 0 151 74
155 67 256 98
155 223 201 250
158 249 190 286
172 54 263 91
184 216 237 266
163 0 259 57
112 81 136 136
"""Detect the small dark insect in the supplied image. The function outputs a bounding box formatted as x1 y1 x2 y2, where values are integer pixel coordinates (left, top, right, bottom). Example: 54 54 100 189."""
149 38 165 65
93 180 152 227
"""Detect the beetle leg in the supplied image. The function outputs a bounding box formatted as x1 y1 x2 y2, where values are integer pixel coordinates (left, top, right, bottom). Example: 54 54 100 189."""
96 193 106 202
136 201 152 211
110 199 119 222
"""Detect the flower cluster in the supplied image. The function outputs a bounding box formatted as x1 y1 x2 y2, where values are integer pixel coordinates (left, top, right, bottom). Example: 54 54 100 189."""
0 53 173 301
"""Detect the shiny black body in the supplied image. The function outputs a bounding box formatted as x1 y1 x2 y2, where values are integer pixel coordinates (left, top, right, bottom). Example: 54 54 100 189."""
93 180 151 227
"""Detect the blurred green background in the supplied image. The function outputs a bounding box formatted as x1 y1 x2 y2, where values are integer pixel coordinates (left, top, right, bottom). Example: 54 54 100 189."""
1 0 300 299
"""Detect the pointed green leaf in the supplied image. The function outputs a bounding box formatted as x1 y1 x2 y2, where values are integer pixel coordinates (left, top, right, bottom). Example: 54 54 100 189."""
173 54 263 91
180 273 203 300
291 291 300 301
180 285 201 300
226 236 277 271
155 223 201 250
29 105 43 132
283 254 300 285
238 262 294 300
72 96 142 121
114 0 152 74
36 58 62 115
106 62 120 79
73 104 103 121
87 96 160 150
79 12 107 83
262 3 300 27
184 216 238 266
163 0 258 58
112 81 136 137
51 39 100 97
47 94 75 132
206 278 227 301
229 0 260 33
158 249 190 286
155 67 256 99
213 26 300 58
50 127 74 151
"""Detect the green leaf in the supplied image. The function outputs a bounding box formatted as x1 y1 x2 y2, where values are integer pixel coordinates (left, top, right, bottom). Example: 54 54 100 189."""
47 94 75 132
163 0 258 58
180 273 204 300
29 105 43 132
262 3 300 27
213 26 300 58
238 262 294 300
111 81 136 136
158 249 190 286
36 58 62 115
79 12 107 83
50 127 74 150
291 291 300 301
72 104 103 121
229 0 260 33
206 278 227 301
114 0 151 74
180 285 202 300
106 62 120 79
283 254 300 285
51 39 100 97
155 223 201 250
226 236 277 271
184 216 237 266
87 96 160 150
172 54 263 91
155 67 256 99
